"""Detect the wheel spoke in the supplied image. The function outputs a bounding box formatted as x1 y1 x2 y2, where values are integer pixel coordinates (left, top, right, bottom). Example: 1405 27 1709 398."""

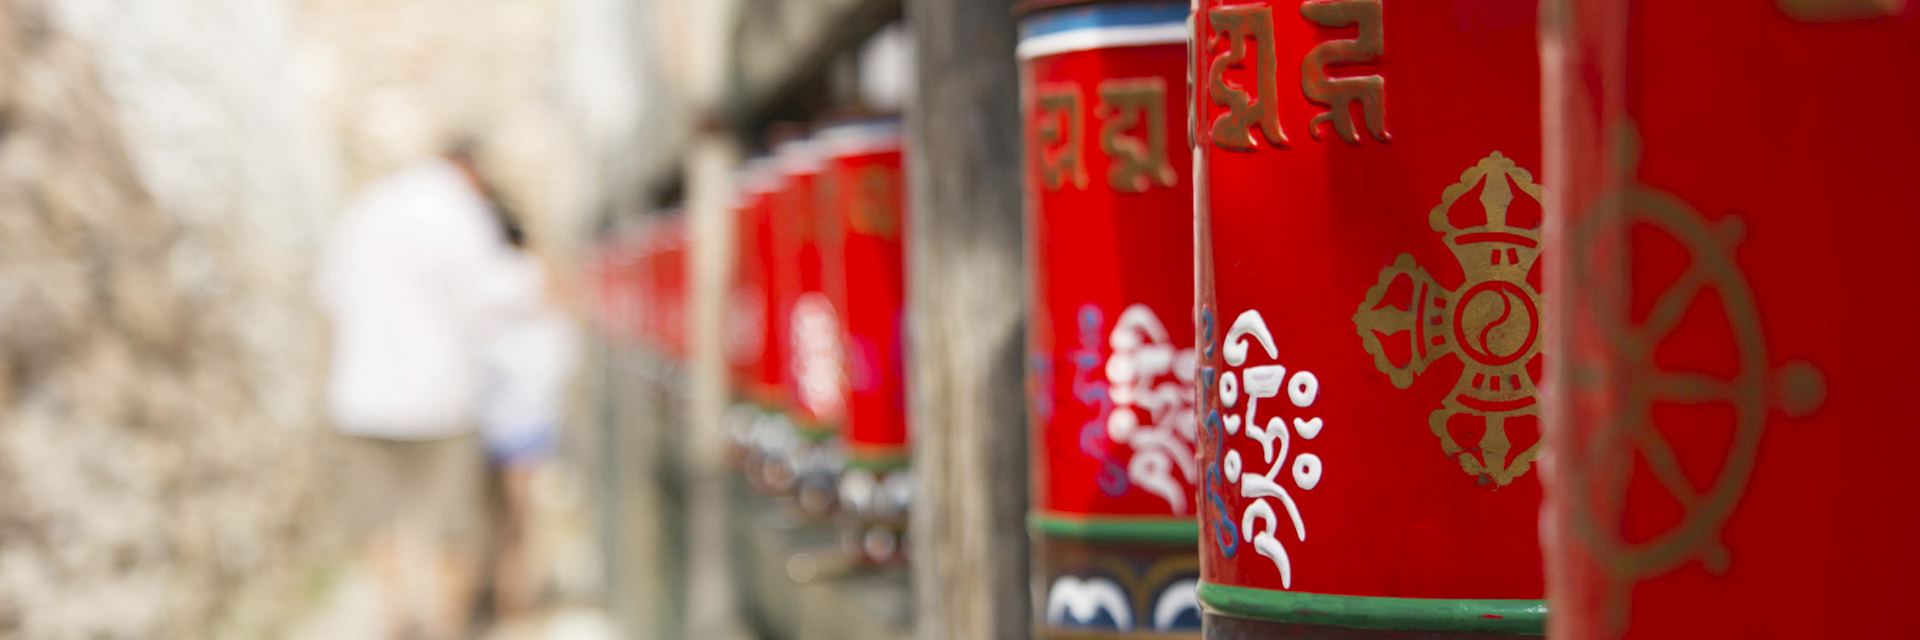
1569 364 1606 389
1651 371 1735 405
1632 424 1701 510
1638 265 1709 347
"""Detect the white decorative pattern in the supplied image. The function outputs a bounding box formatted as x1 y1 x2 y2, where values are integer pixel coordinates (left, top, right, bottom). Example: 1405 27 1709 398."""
789 292 845 421
1218 310 1324 588
1104 304 1199 513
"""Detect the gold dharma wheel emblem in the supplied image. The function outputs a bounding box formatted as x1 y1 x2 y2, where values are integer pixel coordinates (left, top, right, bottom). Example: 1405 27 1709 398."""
1561 126 1826 634
1355 152 1546 487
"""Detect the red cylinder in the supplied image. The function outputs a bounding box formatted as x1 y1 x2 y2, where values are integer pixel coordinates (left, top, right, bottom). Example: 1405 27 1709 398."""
1019 1 1201 636
772 135 847 517
615 226 648 345
588 233 639 344
728 160 779 404
638 216 687 360
1540 2 1919 638
1193 0 1547 635
639 220 665 353
749 171 787 406
773 138 846 436
739 157 802 495
654 216 689 361
728 159 784 474
817 118 912 563
635 224 660 350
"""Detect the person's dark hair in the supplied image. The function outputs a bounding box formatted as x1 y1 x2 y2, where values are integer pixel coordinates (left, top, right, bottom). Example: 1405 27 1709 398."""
494 201 526 249
443 136 525 249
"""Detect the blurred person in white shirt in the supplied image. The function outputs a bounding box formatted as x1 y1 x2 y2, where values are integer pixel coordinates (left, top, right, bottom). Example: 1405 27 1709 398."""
315 140 539 640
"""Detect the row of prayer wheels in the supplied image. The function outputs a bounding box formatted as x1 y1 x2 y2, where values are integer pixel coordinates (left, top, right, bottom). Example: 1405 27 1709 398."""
726 118 913 564
1019 0 1916 638
589 216 689 359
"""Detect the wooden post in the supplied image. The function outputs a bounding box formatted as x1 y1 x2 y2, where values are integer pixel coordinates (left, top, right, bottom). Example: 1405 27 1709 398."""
681 126 746 637
904 0 1031 637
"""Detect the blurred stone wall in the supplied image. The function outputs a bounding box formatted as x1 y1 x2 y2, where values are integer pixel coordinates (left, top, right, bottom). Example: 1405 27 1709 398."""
295 0 594 249
0 0 623 636
0 0 343 636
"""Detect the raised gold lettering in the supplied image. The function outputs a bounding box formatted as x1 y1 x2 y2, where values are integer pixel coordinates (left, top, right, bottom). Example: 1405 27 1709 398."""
1099 78 1178 193
1301 0 1389 144
1207 5 1289 150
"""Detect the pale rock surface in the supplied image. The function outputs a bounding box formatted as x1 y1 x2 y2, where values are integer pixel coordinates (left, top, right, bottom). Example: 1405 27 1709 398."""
0 0 617 636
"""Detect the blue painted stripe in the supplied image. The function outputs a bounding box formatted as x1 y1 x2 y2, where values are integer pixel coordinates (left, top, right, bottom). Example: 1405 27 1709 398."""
1019 2 1189 41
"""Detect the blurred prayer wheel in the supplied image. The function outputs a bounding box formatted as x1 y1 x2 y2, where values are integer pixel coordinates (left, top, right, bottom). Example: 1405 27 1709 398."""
638 220 666 353
728 158 787 479
727 158 776 404
591 225 648 346
1192 0 1548 635
652 218 689 362
1540 2 1919 638
773 134 847 518
816 117 912 564
1018 1 1202 636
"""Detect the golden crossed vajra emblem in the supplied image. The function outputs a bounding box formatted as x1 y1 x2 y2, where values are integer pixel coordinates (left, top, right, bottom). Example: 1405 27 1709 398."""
1354 152 1544 486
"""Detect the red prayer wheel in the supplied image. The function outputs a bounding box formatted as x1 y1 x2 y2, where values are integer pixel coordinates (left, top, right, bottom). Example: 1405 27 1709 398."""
636 216 683 360
588 229 644 345
737 158 798 488
635 223 661 350
637 219 666 354
816 118 912 563
1019 1 1202 636
617 226 649 345
727 163 774 398
1540 2 1919 638
654 216 690 361
772 134 847 517
1193 0 1548 635
727 159 777 471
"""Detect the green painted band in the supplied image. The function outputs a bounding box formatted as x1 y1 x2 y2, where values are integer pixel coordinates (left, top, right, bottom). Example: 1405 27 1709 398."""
732 398 784 415
845 452 911 471
1196 581 1545 635
1028 512 1199 544
793 423 839 443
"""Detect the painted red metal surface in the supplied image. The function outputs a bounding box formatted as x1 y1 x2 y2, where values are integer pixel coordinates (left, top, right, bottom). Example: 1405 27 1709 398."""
1021 2 1203 635
634 222 661 351
1541 2 1920 638
634 217 687 359
588 229 647 345
1192 0 1547 620
748 170 788 407
657 217 689 361
727 163 777 402
818 122 909 465
771 138 846 435
1024 3 1197 527
621 227 649 345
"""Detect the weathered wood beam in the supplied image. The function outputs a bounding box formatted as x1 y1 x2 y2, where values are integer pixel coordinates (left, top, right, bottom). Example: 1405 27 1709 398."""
904 0 1031 637
726 0 903 130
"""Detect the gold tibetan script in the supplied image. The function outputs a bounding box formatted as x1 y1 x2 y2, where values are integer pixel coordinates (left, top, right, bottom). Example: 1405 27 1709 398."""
1207 5 1289 150
1301 0 1389 144
1098 78 1177 193
783 182 816 242
849 166 900 238
1779 0 1905 21
814 168 840 245
1035 84 1088 191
